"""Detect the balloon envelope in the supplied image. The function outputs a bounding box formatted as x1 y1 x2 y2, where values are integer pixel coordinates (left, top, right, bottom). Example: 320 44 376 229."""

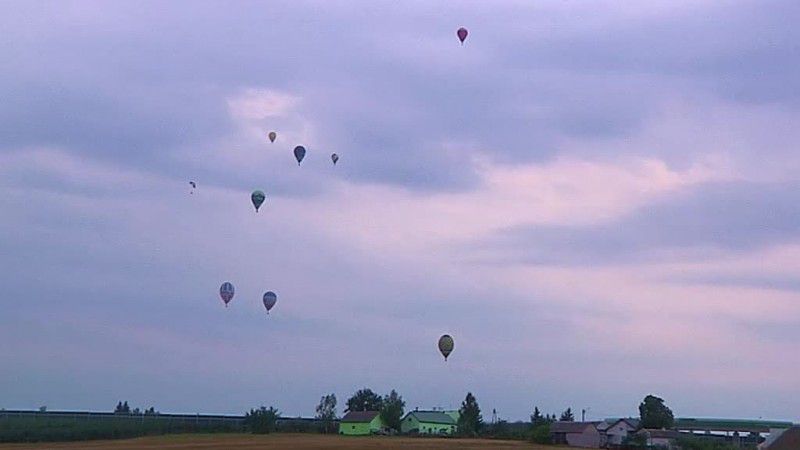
438 334 454 360
457 27 468 44
331 153 339 165
251 190 266 212
189 181 196 188
263 291 277 313
294 146 306 165
268 131 277 143
219 282 235 306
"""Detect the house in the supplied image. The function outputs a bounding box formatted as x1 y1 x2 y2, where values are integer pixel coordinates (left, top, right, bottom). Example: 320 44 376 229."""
760 426 800 450
637 429 680 449
401 410 458 435
603 418 640 446
550 421 604 448
338 411 386 435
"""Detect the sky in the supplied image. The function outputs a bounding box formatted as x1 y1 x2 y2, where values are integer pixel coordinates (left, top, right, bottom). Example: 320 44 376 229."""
2 0 800 422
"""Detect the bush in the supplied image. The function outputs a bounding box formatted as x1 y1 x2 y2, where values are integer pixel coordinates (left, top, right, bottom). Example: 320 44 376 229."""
244 407 280 434
530 423 551 444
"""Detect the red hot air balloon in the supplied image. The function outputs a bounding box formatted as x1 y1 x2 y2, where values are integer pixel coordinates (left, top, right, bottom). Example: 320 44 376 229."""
457 27 468 45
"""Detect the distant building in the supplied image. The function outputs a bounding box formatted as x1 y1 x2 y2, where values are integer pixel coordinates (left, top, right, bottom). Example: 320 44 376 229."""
760 426 800 450
400 410 457 435
338 411 385 436
602 418 640 446
637 429 680 449
550 421 604 448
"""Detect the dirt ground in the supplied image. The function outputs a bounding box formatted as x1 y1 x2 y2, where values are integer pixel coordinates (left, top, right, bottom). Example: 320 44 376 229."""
0 433 565 449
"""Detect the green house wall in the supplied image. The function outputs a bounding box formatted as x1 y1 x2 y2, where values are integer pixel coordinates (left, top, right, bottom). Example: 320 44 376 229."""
339 415 385 435
401 414 457 435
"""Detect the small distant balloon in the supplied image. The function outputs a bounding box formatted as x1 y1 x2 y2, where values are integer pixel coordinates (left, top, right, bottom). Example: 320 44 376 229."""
268 131 277 143
189 181 196 194
294 146 306 165
331 153 339 165
219 282 235 307
438 334 454 361
251 190 266 212
263 291 277 314
457 27 468 45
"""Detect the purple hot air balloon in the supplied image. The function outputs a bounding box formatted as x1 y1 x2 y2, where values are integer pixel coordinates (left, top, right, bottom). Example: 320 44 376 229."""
457 27 468 45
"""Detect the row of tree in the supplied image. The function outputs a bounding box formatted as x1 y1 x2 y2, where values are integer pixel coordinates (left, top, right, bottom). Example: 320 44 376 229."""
113 401 157 416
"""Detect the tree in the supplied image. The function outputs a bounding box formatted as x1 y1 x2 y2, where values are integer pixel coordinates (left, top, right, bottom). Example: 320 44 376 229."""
560 407 575 422
245 406 280 434
457 392 483 436
345 388 383 412
315 393 338 434
530 423 552 444
115 401 131 414
531 406 544 426
639 395 674 429
380 390 405 432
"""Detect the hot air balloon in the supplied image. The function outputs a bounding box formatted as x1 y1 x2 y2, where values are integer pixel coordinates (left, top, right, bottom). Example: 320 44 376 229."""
438 334 454 361
294 146 306 165
268 131 277 143
457 27 468 45
331 153 339 165
189 181 196 194
251 190 266 212
263 291 277 314
219 282 235 307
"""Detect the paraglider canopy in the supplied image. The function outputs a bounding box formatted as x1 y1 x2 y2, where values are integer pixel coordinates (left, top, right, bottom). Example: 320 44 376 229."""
331 153 339 165
457 27 468 44
251 190 266 212
268 131 277 143
219 282 235 307
263 291 277 314
294 146 306 165
438 334 454 360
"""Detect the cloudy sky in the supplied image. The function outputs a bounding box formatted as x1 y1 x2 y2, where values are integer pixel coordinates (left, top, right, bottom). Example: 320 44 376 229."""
2 0 800 422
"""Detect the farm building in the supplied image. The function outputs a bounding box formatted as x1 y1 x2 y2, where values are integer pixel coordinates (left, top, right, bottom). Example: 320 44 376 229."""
760 426 800 449
637 429 680 449
550 421 604 448
338 411 386 436
601 418 639 446
400 410 457 435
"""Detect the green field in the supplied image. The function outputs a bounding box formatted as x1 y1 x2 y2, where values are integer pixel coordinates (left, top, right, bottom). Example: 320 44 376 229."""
0 415 241 443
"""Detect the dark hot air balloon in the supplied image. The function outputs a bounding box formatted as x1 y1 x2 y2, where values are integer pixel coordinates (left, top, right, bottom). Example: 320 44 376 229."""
331 153 339 165
263 291 277 314
251 190 266 212
219 282 235 307
438 334 454 360
294 146 306 165
268 131 277 143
